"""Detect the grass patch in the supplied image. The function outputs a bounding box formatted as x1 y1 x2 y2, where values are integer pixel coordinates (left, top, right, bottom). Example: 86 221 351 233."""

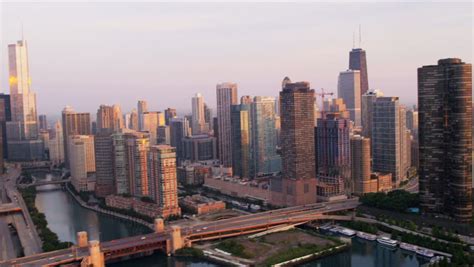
216 240 254 259
263 243 338 267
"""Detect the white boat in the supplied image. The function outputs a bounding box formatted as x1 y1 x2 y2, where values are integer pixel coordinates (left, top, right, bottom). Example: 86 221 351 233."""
416 248 434 258
399 242 418 252
329 226 340 233
376 236 398 247
339 228 356 237
356 231 377 241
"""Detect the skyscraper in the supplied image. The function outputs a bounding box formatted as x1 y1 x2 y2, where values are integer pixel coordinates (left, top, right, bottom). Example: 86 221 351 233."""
137 100 148 131
164 108 177 126
69 135 95 192
129 108 139 131
372 96 403 187
418 58 472 223
62 106 91 166
216 82 238 167
349 48 369 96
351 135 371 196
315 112 351 197
251 96 281 175
94 132 115 197
337 70 361 126
96 105 123 133
125 131 150 197
231 103 252 178
170 118 186 162
39 114 48 131
0 94 11 159
148 145 181 218
6 39 43 161
142 112 162 145
48 121 64 166
192 93 206 135
361 90 383 148
274 79 317 206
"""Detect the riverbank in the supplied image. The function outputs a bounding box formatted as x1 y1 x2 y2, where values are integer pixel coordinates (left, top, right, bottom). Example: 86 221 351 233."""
19 187 73 252
64 183 154 230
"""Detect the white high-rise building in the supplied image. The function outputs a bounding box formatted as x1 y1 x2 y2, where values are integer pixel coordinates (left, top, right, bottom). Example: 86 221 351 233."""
191 93 206 135
69 135 95 192
48 121 65 165
216 82 238 167
338 70 361 126
6 39 43 160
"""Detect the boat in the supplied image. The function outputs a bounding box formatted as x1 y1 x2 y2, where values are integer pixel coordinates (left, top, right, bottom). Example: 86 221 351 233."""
319 224 333 230
329 226 340 233
376 236 398 247
416 247 434 258
399 242 418 252
339 228 356 237
356 231 377 241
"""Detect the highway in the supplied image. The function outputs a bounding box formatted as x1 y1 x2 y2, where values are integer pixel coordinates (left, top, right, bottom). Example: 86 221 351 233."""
0 197 359 266
0 166 42 258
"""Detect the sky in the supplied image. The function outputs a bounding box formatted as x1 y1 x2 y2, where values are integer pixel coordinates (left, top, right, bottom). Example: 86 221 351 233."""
1 2 472 119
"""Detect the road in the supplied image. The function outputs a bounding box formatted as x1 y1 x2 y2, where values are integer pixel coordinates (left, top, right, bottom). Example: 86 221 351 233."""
400 176 418 193
1 198 359 266
0 166 42 257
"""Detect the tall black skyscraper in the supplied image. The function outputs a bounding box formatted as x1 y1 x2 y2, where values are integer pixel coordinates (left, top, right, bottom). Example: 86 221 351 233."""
349 48 369 96
418 58 472 223
0 94 11 160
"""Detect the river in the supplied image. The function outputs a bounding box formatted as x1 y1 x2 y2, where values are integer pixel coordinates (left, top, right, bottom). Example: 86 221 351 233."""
34 173 428 267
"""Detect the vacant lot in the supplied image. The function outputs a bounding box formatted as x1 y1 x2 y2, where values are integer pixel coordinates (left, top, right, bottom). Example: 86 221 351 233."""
215 228 338 266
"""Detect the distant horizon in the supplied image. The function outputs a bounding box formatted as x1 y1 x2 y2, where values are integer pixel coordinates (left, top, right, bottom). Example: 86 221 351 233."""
1 2 472 118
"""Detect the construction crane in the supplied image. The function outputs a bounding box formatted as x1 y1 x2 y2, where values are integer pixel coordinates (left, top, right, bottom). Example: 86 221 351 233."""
314 88 334 118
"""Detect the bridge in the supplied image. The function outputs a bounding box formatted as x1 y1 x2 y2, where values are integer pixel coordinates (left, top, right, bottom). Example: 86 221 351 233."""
17 179 70 189
0 198 359 266
0 203 22 214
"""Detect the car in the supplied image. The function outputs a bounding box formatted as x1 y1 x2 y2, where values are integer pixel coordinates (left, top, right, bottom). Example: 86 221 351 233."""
202 227 208 230
141 236 146 240
196 229 201 232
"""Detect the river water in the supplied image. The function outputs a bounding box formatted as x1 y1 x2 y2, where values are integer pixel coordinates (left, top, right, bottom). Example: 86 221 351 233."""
34 173 428 267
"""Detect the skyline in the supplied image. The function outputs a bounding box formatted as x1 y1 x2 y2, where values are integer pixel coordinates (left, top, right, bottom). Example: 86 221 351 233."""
1 2 472 117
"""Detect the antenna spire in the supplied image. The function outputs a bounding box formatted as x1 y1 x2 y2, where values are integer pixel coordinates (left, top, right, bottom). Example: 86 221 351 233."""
359 24 362 48
352 31 355 49
20 22 24 41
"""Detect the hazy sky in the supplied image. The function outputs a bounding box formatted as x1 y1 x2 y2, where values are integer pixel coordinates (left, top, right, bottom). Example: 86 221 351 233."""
1 2 472 119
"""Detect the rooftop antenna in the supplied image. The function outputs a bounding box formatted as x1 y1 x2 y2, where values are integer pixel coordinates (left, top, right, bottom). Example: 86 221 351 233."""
352 31 355 49
359 24 362 48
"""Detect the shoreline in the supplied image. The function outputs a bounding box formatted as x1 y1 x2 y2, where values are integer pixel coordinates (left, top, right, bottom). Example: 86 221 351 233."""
63 184 154 230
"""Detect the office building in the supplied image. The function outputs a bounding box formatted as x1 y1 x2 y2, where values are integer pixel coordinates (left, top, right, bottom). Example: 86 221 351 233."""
349 47 369 95
216 82 238 167
137 100 148 131
351 135 371 195
273 79 317 206
97 104 123 133
182 135 217 162
48 121 64 166
204 103 212 132
69 135 95 192
372 96 404 187
170 118 187 161
39 115 48 131
361 90 383 140
157 125 171 145
0 94 11 159
231 103 252 178
128 109 139 131
62 106 91 166
164 108 177 126
418 58 472 222
338 70 361 126
94 131 115 197
148 145 181 218
6 39 43 161
316 112 352 196
251 96 281 175
192 93 207 135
